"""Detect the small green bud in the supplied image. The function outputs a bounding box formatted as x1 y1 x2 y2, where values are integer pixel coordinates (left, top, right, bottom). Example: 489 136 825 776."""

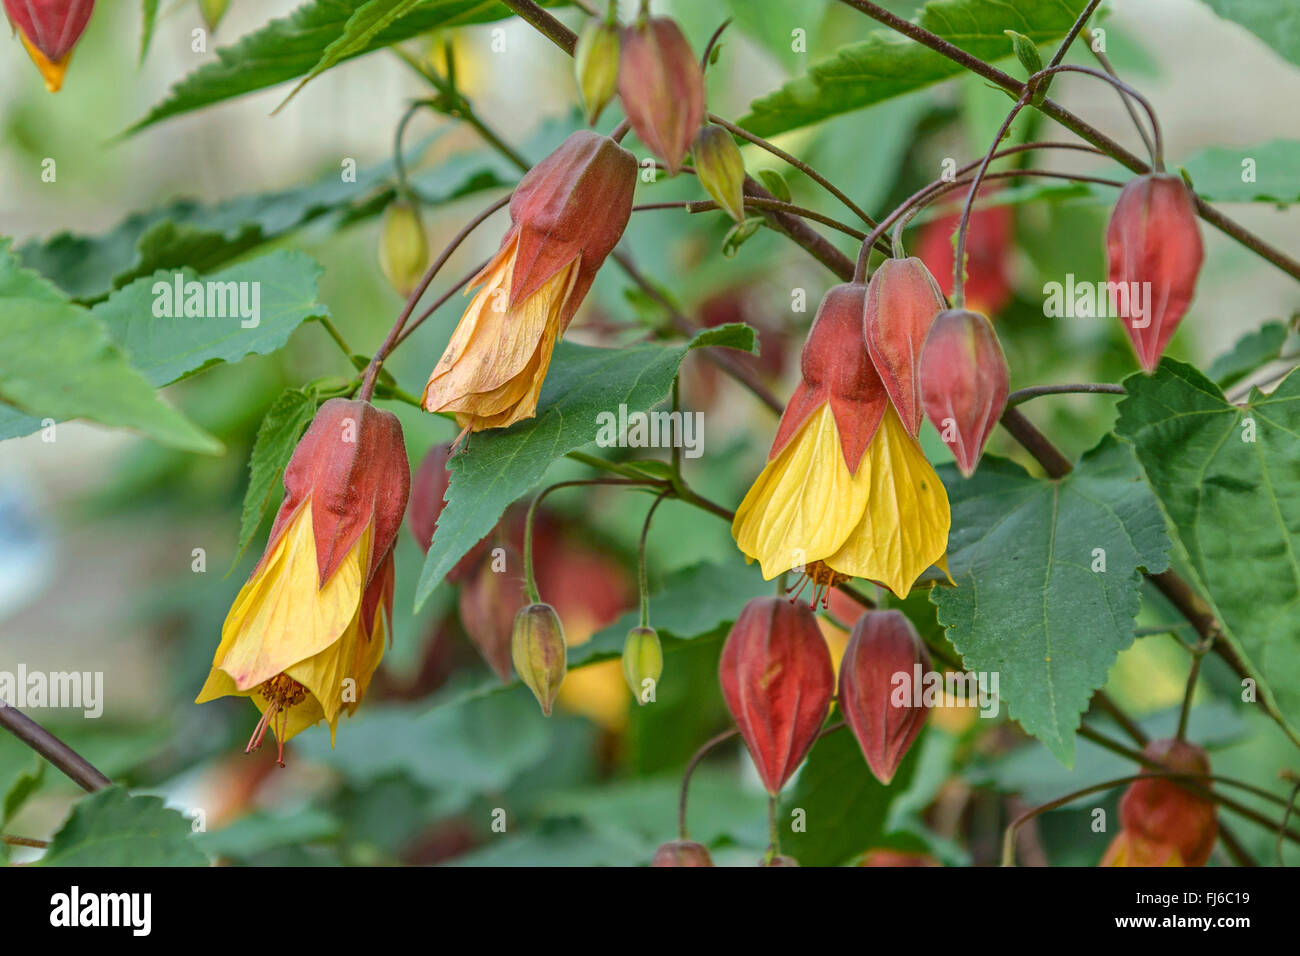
622 625 663 705
378 199 430 298
511 603 567 716
575 19 621 125
693 124 746 223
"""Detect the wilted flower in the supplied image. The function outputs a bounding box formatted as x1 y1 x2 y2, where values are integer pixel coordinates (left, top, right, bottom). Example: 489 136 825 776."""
422 131 636 433
4 0 95 92
732 283 951 599
196 399 410 764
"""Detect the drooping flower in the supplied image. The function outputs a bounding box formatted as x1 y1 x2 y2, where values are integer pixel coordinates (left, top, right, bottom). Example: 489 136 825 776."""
196 399 410 765
732 282 951 600
3 0 95 92
919 308 1009 477
422 131 636 433
1105 173 1204 372
1100 738 1217 868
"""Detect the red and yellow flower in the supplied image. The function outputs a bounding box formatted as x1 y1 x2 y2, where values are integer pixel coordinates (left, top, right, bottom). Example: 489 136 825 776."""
732 280 951 599
3 0 95 92
196 399 410 764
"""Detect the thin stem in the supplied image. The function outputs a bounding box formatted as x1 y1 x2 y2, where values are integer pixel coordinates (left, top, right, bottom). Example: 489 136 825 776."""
359 195 509 402
640 196 869 241
700 19 732 69
637 492 671 627
391 258 489 349
707 113 884 234
392 99 426 198
498 0 576 54
1045 0 1102 70
951 92 1032 307
1 834 49 848
523 478 650 602
0 706 111 793
1279 780 1300 866
679 728 739 839
314 316 354 358
1083 26 1156 159
767 796 779 858
1005 383 1126 407
1034 64 1163 169
1177 642 1210 742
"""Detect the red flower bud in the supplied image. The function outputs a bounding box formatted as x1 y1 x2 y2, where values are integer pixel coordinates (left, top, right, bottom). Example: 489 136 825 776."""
1106 173 1204 372
408 443 488 581
618 16 705 174
864 257 948 437
838 610 930 785
919 308 1008 477
267 398 410 589
718 597 834 795
770 283 888 472
1118 738 1217 867
457 546 526 682
511 602 567 716
4 0 94 92
651 840 713 867
858 848 940 867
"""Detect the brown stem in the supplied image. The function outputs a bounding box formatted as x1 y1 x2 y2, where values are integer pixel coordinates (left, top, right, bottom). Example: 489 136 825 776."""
0 705 111 793
998 407 1074 479
1 834 50 849
1006 383 1126 407
679 728 738 839
498 0 576 54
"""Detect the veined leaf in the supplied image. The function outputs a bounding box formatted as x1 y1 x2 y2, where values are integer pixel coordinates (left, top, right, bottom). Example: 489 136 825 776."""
39 787 208 867
414 323 758 611
1115 360 1300 742
739 0 1086 138
931 438 1171 765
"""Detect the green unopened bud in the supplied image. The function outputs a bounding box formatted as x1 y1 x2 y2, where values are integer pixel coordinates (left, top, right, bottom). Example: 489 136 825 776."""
693 125 746 223
511 602 567 716
622 625 662 705
575 19 621 125
378 199 430 298
200 0 231 31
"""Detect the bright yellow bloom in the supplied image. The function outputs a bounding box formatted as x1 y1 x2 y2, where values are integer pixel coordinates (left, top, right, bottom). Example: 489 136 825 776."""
733 404 949 598
196 506 390 760
422 234 579 432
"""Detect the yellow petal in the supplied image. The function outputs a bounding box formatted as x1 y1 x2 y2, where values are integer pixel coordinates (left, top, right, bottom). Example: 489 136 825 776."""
732 403 871 579
824 405 951 597
213 503 365 692
19 33 70 93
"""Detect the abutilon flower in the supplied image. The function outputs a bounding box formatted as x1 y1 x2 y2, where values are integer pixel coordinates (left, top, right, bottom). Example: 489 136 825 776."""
718 597 834 796
4 0 95 92
1106 173 1204 372
1101 738 1217 868
864 256 948 437
732 282 951 600
919 308 1009 477
197 399 410 765
422 131 636 433
617 15 705 174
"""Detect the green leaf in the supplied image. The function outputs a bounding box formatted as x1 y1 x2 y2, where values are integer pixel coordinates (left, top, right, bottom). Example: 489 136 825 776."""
1208 320 1290 388
755 168 792 204
2 759 46 828
779 721 919 866
739 0 1084 138
194 807 338 859
1180 139 1300 204
281 0 427 110
20 131 514 301
1114 360 1300 742
414 323 758 610
235 388 319 566
127 0 564 135
39 786 208 866
930 438 1171 765
0 242 220 454
1203 0 1300 70
140 0 160 62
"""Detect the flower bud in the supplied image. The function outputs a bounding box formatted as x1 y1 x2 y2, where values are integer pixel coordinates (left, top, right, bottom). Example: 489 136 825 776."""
511 602 567 716
693 125 746 222
458 546 526 682
1106 173 1203 372
618 16 705 174
858 848 940 866
407 443 488 580
864 257 947 437
1099 830 1184 867
838 610 930 785
4 0 95 92
919 308 1008 477
622 625 663 705
574 17 620 125
651 840 713 867
718 597 834 795
378 199 430 298
1118 738 1217 867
